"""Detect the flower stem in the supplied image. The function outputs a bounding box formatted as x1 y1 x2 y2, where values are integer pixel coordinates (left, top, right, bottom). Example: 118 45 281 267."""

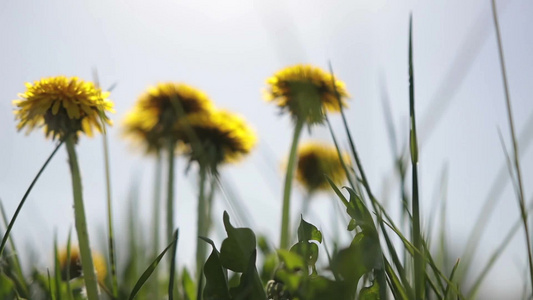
196 166 208 276
280 118 305 249
152 150 163 299
65 135 99 300
166 140 176 266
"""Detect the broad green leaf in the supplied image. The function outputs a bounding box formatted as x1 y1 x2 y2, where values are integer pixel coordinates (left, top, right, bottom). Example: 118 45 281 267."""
203 239 230 300
290 242 319 267
220 211 257 272
331 231 380 288
277 249 306 271
181 268 196 300
301 276 350 300
297 217 322 243
229 251 267 300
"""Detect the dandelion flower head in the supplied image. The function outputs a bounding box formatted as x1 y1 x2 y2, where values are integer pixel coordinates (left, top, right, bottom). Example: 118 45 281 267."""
122 82 214 152
264 64 349 125
58 247 107 282
295 141 350 192
13 76 114 141
176 110 256 168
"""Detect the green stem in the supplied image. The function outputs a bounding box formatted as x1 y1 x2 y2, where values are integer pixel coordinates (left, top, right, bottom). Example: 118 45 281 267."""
166 140 176 264
196 166 208 276
152 150 162 298
490 0 533 291
102 122 118 298
65 135 99 300
280 118 305 249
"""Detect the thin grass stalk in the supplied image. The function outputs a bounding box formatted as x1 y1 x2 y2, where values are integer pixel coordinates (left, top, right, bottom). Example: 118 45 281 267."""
100 115 118 298
65 135 99 300
280 118 305 249
151 150 163 299
196 166 208 276
467 199 533 299
0 140 64 257
166 139 177 265
324 114 356 190
490 0 533 291
408 16 425 299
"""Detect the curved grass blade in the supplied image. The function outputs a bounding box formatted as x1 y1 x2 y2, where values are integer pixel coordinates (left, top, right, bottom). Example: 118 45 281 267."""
0 140 64 257
128 229 179 300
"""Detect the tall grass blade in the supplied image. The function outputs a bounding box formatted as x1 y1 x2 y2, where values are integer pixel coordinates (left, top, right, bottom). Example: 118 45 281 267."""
490 0 533 291
99 108 119 298
0 140 64 257
407 15 425 299
168 229 179 300
128 230 179 300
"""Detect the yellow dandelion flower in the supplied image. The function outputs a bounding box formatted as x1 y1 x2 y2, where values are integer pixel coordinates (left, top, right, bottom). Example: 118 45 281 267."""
176 110 256 168
264 64 349 125
295 141 350 192
13 76 114 141
58 247 107 282
122 82 215 152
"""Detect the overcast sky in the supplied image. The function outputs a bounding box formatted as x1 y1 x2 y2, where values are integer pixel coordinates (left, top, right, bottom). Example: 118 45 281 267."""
1 0 533 298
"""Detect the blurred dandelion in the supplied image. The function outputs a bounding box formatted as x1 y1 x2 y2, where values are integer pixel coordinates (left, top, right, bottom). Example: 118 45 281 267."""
59 247 107 283
264 64 349 125
177 109 257 170
295 141 350 193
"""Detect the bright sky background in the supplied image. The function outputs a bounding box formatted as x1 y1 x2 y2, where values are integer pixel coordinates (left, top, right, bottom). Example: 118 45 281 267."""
1 0 533 298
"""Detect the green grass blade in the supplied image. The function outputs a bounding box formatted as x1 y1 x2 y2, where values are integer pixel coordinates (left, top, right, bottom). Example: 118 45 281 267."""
65 229 73 300
490 0 533 290
128 230 179 300
0 140 64 257
168 229 179 300
443 259 460 300
407 14 425 299
53 234 62 300
99 108 119 298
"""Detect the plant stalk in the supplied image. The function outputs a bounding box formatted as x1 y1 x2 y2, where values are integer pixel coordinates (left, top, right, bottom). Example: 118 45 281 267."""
166 139 176 264
280 118 305 249
65 135 99 300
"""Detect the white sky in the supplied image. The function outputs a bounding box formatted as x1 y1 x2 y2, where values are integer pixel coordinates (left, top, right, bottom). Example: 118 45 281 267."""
1 0 533 298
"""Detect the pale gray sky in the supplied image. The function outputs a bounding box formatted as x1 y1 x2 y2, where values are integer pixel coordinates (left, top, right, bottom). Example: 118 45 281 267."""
1 0 533 298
